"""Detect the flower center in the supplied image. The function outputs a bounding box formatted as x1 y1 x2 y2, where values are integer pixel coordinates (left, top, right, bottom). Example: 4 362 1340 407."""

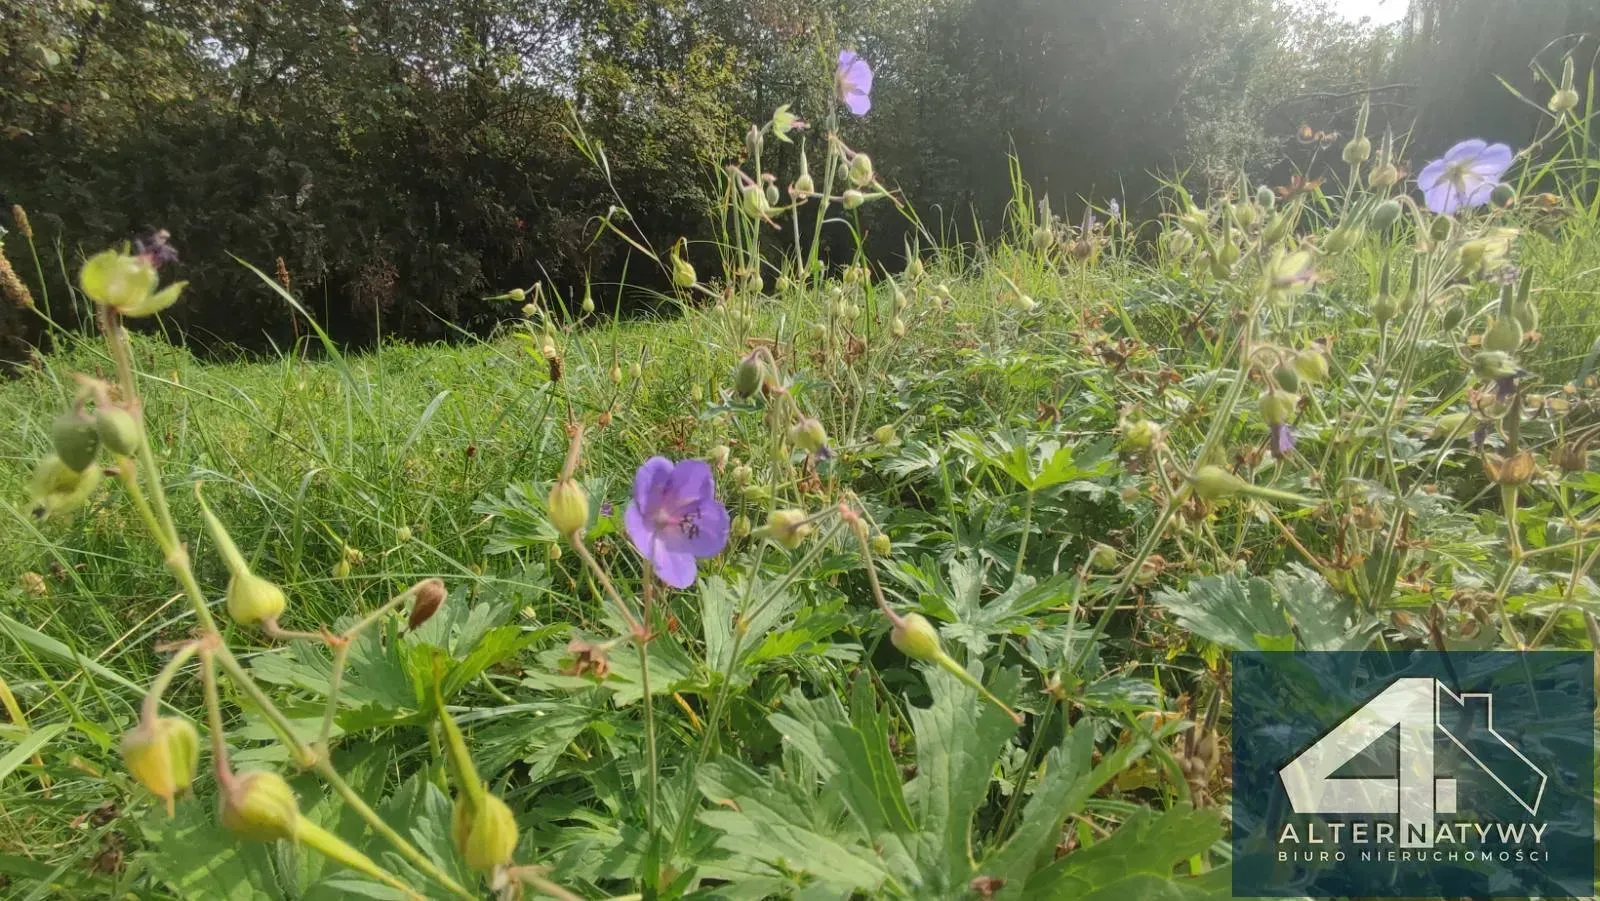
654 505 703 541
1444 160 1474 186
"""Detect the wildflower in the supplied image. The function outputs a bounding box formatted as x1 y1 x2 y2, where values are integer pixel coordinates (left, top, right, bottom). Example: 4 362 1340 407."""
1107 198 1121 220
1268 423 1296 457
836 50 873 116
771 104 807 142
624 457 730 589
1417 140 1513 214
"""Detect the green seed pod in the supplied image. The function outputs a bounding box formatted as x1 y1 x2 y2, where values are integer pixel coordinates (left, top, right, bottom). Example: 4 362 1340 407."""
1471 350 1520 381
1232 202 1257 229
1164 230 1195 257
733 355 763 398
1550 88 1580 114
1293 349 1329 384
121 717 199 814
870 533 892 556
1271 362 1301 393
1261 212 1293 246
1191 465 1247 502
580 291 595 315
507 288 526 303
1490 183 1517 208
51 410 100 472
94 406 141 456
906 258 925 280
1371 293 1399 325
1178 208 1209 235
452 792 518 873
793 172 815 195
220 771 300 842
1371 199 1402 231
890 612 942 662
1483 316 1522 354
547 479 590 537
1088 543 1119 571
227 572 287 628
1256 185 1276 210
874 424 897 445
1441 302 1466 331
842 189 865 210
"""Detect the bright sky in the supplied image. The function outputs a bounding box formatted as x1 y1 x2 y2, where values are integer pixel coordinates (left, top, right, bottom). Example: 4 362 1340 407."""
1331 0 1409 25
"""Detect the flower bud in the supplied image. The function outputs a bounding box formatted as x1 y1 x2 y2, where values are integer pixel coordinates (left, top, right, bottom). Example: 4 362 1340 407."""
671 253 697 289
1231 201 1257 229
1369 163 1401 188
51 410 100 472
408 578 446 630
1177 208 1208 235
1550 88 1580 114
1370 199 1402 231
732 464 752 485
80 249 159 312
1256 185 1276 210
873 424 897 445
890 316 907 337
610 365 623 384
906 258 925 280
452 792 518 873
733 355 763 398
27 455 102 520
1259 390 1297 427
848 153 873 186
870 533 892 556
1442 302 1466 331
220 771 300 842
521 302 537 318
547 542 562 561
789 418 827 453
228 572 287 627
1271 362 1300 393
1031 226 1054 253
890 612 942 662
547 479 590 537
1088 543 1118 571
793 172 815 196
842 189 865 210
507 288 526 303
765 509 813 549
581 290 595 315
1429 215 1454 244
95 406 141 456
122 717 199 814
741 185 770 219
1190 465 1247 502
1292 349 1329 384
1164 230 1195 257
1490 183 1517 208
1342 135 1372 165
1121 419 1161 454
731 514 751 538
709 445 730 469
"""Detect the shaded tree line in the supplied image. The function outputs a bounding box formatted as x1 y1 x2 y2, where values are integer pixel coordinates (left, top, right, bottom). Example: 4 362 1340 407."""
1 0 1594 354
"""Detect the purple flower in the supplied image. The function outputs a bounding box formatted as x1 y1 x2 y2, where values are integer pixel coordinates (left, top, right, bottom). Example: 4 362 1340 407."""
836 50 873 116
624 457 729 589
1107 199 1121 221
1268 423 1295 458
1417 140 1514 214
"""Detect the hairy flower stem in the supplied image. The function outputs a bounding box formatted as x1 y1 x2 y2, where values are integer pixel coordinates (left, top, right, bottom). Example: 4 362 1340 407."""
1013 489 1035 578
101 323 474 900
570 537 643 635
666 521 845 860
142 642 200 723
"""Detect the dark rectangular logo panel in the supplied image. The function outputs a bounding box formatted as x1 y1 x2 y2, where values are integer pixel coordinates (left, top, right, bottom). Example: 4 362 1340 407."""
1232 651 1593 897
